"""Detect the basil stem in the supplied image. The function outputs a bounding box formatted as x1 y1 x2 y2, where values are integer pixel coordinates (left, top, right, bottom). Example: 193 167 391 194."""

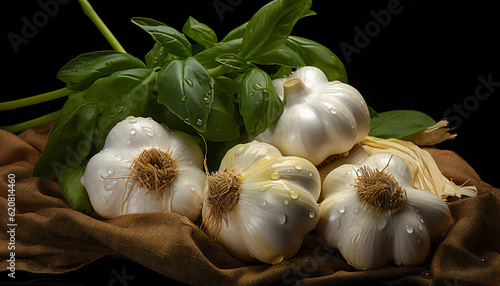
78 0 126 53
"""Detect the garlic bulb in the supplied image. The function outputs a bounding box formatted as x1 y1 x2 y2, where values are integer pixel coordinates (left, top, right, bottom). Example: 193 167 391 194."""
81 116 205 221
319 136 477 199
317 152 451 270
202 141 321 264
255 66 371 166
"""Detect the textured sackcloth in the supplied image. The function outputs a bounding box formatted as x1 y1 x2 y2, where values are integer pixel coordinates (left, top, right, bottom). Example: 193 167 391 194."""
0 122 499 285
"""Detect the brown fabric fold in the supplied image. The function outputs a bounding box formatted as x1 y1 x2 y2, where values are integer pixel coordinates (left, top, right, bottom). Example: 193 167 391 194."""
1 123 499 285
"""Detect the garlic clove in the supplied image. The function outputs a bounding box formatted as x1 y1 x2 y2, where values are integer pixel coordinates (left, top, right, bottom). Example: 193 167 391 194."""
168 166 205 222
82 149 136 219
219 141 282 173
272 66 329 99
390 209 431 266
405 188 451 241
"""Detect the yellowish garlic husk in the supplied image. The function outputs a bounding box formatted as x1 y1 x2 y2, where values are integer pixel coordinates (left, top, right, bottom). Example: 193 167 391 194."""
319 136 477 200
402 120 456 146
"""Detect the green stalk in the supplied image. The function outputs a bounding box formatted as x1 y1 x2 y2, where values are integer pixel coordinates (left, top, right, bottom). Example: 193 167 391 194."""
207 65 232 78
1 110 61 133
78 0 126 53
0 87 70 111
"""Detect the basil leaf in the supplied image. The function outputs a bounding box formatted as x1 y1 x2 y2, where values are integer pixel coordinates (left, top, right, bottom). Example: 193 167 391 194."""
250 44 305 67
157 57 214 132
93 69 157 151
194 38 242 69
182 16 217 49
57 51 146 91
145 42 170 68
58 162 93 214
285 36 348 82
215 53 249 70
131 17 192 58
239 68 283 137
240 0 312 60
33 92 100 178
203 92 240 142
83 68 153 106
369 110 436 139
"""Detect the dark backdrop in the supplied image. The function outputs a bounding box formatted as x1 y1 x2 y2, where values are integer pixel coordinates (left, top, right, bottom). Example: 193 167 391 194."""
3 0 499 187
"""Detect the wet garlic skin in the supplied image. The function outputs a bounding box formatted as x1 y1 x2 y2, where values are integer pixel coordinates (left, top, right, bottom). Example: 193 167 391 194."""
81 116 206 221
317 153 451 270
256 66 371 166
202 141 321 265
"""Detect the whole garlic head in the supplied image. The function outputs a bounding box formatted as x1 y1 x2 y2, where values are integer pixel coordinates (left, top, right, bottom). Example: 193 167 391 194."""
202 141 321 264
255 66 371 166
317 152 451 270
81 116 205 221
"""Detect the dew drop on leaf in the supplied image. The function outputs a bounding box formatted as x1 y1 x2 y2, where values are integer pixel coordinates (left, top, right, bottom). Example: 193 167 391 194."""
185 78 194 87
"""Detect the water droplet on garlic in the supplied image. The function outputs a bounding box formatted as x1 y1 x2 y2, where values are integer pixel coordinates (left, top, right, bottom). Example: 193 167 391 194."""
107 168 115 175
115 154 123 161
128 118 137 124
141 126 155 137
334 218 341 228
351 233 360 245
126 138 132 144
289 190 299 200
270 170 281 180
270 254 284 265
278 213 287 225
283 198 290 205
130 128 137 135
338 204 346 214
293 164 302 171
377 218 387 230
404 224 414 234
308 209 315 218
104 180 118 191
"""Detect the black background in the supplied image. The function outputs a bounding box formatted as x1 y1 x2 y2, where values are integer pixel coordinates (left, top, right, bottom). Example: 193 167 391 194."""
1 0 499 284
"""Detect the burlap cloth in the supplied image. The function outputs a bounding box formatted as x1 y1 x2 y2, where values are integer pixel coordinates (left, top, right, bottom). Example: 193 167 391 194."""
0 122 499 285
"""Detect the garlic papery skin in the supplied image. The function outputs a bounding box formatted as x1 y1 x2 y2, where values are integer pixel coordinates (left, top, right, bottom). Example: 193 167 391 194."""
255 66 371 166
202 141 321 264
81 116 205 221
317 152 451 270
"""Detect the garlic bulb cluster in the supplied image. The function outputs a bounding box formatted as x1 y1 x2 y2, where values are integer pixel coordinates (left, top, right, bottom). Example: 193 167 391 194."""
202 141 321 264
317 152 451 270
81 116 205 221
255 66 371 166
